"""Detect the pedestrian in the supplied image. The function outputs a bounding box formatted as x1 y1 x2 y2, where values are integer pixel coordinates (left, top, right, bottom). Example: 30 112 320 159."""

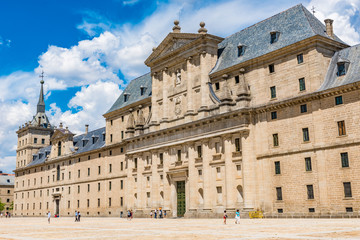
150 211 153 218
164 210 166 218
120 211 123 218
130 209 133 220
223 210 228 224
0 213 2 218
78 211 81 222
159 209 163 218
75 211 78 222
154 209 157 219
48 211 51 224
127 210 131 220
235 209 240 224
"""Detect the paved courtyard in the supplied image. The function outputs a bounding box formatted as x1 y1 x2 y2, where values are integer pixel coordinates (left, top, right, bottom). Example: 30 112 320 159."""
0 217 360 239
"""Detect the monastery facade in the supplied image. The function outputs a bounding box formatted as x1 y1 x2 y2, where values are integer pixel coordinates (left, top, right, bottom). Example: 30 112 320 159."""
13 4 360 218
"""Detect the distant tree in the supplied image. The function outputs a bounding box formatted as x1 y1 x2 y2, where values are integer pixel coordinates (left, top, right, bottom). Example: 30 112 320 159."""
9 201 14 211
0 200 5 212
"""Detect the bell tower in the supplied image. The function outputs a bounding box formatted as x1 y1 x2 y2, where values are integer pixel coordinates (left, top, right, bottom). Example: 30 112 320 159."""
15 74 54 169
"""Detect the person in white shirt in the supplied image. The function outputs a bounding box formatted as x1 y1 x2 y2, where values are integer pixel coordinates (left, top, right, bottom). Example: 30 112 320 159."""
47 211 51 224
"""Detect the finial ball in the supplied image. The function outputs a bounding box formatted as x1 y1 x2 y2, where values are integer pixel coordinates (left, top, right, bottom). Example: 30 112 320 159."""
174 20 179 26
200 21 205 28
40 80 44 84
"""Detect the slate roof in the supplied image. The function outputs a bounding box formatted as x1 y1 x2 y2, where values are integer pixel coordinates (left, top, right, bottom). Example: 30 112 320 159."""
106 73 152 114
210 4 347 75
27 127 106 168
319 44 360 91
0 174 15 186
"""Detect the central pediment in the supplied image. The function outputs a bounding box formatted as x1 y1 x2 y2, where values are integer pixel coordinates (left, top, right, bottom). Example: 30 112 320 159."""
51 128 74 142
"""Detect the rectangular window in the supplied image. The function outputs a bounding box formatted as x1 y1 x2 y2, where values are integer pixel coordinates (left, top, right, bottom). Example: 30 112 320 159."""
159 153 164 165
235 75 240 84
34 138 38 144
110 134 113 142
109 198 112 207
87 184 90 192
215 142 220 153
109 164 112 173
277 208 283 213
120 197 123 206
337 121 346 136
299 78 306 91
215 82 220 90
344 182 352 197
120 180 123 189
41 139 45 144
134 158 137 169
302 128 309 142
307 185 314 199
237 46 244 57
98 166 101 175
109 181 112 191
309 208 315 213
121 162 123 171
78 185 80 194
87 199 90 208
269 64 275 73
88 168 90 176
297 54 303 64
121 131 124 139
98 183 101 191
270 86 276 99
78 170 80 178
305 157 312 171
270 32 278 44
335 96 343 105
271 111 277 120
276 187 282 200
341 152 349 168
98 198 100 207
235 138 241 152
346 207 353 212
274 161 281 175
177 149 181 161
109 150 112 156
273 133 279 147
69 171 71 180
300 104 307 113
337 63 346 76
197 145 202 158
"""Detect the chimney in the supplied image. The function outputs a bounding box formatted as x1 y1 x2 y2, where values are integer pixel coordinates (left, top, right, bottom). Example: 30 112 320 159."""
85 124 89 134
324 19 334 38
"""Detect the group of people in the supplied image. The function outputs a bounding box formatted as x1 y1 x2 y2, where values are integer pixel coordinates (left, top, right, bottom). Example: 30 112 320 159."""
149 209 166 218
74 211 81 222
126 210 133 220
0 212 11 218
223 209 241 224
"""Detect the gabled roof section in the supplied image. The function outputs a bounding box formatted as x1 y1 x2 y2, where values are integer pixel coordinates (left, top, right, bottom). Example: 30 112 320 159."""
105 73 152 114
0 174 15 186
210 4 348 75
318 44 360 91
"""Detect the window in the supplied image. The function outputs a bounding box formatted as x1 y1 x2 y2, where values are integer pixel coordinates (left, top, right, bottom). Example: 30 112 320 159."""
215 82 220 90
277 209 283 213
78 185 80 194
302 128 309 142
34 138 38 144
276 187 282 200
305 157 312 171
98 183 101 191
120 180 123 189
341 152 349 168
307 185 314 199
41 139 45 144
109 150 112 156
78 170 80 178
134 158 137 169
87 199 90 208
110 120 113 126
270 86 276 99
274 161 281 174
299 78 306 91
337 121 346 136
87 184 90 192
309 208 315 213
215 142 220 153
159 153 163 165
346 207 353 212
337 63 346 76
271 111 277 120
235 138 241 152
121 162 123 171
124 94 128 102
88 168 90 176
58 141 61 156
297 54 303 64
98 198 100 207
300 104 307 113
237 45 245 57
109 164 112 173
197 145 202 158
120 197 123 206
198 169 202 176
235 75 240 84
335 96 343 105
110 134 113 142
140 87 145 96
344 182 352 197
56 165 60 181
98 166 101 175
273 133 279 147
270 32 279 43
121 147 124 153
269 64 275 73
77 200 80 208
109 181 112 191
109 198 112 207
69 171 71 180
177 149 181 161
121 131 124 139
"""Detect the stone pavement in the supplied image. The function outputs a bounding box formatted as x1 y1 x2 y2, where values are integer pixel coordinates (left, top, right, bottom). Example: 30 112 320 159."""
0 217 360 240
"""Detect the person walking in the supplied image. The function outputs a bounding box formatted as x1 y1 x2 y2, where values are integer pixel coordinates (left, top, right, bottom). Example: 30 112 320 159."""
47 211 51 224
78 211 81 222
223 210 228 224
127 210 131 220
75 211 78 222
164 210 167 218
235 209 240 224
154 209 157 219
120 211 123 218
150 211 153 218
159 209 163 218
130 209 133 220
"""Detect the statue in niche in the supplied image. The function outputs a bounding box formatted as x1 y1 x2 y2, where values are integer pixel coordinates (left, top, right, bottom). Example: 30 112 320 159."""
174 97 182 116
176 69 181 85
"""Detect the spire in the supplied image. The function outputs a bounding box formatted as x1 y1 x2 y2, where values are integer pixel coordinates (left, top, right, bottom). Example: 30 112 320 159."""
37 71 45 113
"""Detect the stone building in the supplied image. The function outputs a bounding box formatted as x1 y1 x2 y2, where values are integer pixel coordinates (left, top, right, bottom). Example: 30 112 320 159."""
0 172 15 215
13 4 360 218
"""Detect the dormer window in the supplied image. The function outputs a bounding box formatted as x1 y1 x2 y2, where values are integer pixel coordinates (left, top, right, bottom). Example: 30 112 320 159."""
337 63 346 76
270 31 279 44
82 140 88 147
237 44 245 57
92 136 98 144
124 93 129 102
215 82 220 90
140 86 146 96
102 133 105 141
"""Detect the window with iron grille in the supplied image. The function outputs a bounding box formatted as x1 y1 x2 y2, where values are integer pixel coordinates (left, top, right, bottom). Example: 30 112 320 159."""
343 182 352 197
307 185 314 199
341 152 349 168
302 128 309 142
275 161 281 174
276 187 282 200
299 78 306 91
305 157 312 171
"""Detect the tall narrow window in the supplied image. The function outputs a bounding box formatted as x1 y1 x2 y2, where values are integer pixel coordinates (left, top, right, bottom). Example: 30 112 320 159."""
110 134 113 142
215 142 220 153
337 121 346 136
270 86 276 98
121 131 124 139
344 182 352 197
98 166 101 175
269 64 275 73
159 153 163 165
335 96 343 105
134 158 137 169
58 141 61 156
177 150 181 161
215 82 220 90
98 182 100 191
341 152 349 168
109 198 112 207
271 111 277 120
237 45 245 57
235 138 241 152
87 184 90 192
297 54 303 64
305 157 312 171
307 185 314 199
109 164 112 173
120 180 123 189
235 76 240 84
273 133 279 147
140 87 145 96
270 32 279 43
302 128 309 142
88 168 90 176
274 161 281 174
197 145 202 158
276 187 282 200
109 181 112 191
56 165 60 181
337 63 346 76
34 138 38 144
299 78 306 91
124 94 128 102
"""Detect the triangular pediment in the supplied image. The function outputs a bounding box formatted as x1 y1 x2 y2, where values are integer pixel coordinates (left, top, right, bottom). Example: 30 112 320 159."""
51 128 74 142
145 33 200 67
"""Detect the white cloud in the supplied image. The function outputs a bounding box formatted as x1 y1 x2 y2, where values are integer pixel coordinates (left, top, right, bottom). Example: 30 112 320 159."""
0 156 16 174
122 0 140 6
0 36 11 47
306 0 360 45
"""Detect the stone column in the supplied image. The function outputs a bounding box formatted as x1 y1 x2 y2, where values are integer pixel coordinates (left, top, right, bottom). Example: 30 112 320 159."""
151 151 160 208
241 130 256 211
185 57 194 122
199 52 210 116
186 142 197 217
224 135 236 210
161 70 170 125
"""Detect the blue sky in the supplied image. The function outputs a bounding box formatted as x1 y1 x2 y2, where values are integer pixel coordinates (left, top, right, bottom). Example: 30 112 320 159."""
0 0 359 173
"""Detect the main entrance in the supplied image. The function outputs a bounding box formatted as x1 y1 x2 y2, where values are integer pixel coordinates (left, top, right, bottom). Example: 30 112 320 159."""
176 181 186 217
55 199 60 216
